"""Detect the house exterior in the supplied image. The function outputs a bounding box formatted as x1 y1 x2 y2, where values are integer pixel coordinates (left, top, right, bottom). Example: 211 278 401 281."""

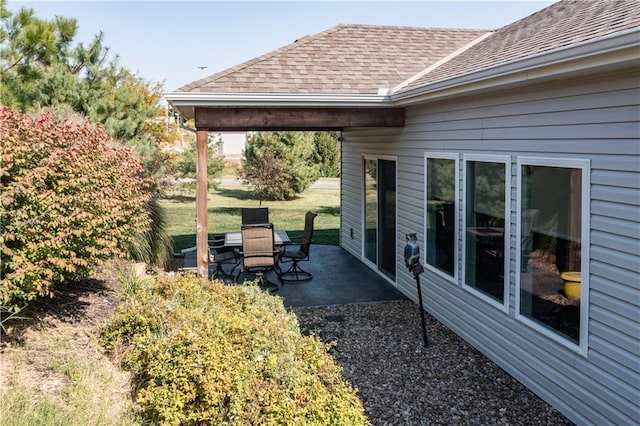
212 132 246 160
165 1 640 424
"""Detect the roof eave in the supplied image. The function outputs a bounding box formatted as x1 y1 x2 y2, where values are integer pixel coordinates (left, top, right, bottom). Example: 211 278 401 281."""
164 92 395 119
165 27 640 118
392 27 640 106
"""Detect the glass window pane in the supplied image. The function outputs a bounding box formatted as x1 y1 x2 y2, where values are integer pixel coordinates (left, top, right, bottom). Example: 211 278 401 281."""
426 158 455 276
520 165 582 343
364 159 377 264
378 159 396 279
465 161 506 302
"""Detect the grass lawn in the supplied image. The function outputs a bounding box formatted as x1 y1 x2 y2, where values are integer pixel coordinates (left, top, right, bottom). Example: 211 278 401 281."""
160 180 340 252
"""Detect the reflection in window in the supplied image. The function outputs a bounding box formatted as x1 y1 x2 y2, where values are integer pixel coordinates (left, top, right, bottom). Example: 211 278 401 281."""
520 165 582 343
363 159 377 264
363 158 397 279
426 157 456 276
465 160 506 303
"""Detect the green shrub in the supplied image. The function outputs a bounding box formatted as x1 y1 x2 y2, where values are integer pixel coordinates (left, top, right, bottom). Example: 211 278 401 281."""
101 274 369 425
0 106 154 307
239 132 320 201
164 137 225 183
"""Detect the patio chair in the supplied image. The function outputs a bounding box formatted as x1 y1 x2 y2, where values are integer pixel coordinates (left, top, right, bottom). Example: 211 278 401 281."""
208 235 239 283
241 207 269 225
278 211 317 282
236 223 280 293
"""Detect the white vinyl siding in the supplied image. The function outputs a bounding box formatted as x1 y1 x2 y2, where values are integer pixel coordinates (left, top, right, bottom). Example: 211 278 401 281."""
340 68 639 425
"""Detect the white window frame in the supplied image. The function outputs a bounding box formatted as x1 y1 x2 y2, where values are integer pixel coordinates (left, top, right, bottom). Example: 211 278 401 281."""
462 154 511 313
515 157 590 355
424 152 459 284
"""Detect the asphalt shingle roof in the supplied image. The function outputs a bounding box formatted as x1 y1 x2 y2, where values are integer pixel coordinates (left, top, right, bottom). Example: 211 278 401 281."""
175 0 639 97
400 0 640 92
177 25 487 94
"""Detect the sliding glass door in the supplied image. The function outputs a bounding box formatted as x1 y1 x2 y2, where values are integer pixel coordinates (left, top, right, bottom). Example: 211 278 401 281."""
364 159 378 265
363 157 397 280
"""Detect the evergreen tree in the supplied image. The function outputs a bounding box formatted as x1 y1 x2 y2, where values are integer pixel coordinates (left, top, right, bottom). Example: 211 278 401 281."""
313 131 341 177
239 132 320 201
0 2 167 175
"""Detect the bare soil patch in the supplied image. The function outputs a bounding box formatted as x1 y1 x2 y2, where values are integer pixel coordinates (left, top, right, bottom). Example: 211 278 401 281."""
0 263 128 400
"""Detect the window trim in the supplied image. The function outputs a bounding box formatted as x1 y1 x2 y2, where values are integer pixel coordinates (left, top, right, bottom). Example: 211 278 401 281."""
462 154 511 313
424 152 459 283
515 156 590 356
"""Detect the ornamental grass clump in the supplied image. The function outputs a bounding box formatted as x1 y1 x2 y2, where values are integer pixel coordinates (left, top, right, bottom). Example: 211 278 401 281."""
101 273 370 425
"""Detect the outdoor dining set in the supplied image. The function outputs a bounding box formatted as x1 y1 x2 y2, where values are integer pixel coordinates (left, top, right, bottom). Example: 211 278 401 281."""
179 208 318 293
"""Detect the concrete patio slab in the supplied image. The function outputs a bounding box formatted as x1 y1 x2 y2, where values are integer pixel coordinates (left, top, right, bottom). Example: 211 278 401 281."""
179 244 407 307
274 245 407 308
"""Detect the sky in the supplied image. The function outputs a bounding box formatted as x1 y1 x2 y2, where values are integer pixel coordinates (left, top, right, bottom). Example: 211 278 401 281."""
9 1 557 94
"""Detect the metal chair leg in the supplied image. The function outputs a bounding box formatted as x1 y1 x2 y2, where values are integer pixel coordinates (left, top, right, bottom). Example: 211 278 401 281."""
278 259 313 282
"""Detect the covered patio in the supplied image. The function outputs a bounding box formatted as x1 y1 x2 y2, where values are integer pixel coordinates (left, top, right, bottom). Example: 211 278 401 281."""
168 107 405 277
165 24 488 278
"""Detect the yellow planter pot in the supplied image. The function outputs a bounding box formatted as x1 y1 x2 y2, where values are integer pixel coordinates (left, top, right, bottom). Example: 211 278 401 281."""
561 271 581 300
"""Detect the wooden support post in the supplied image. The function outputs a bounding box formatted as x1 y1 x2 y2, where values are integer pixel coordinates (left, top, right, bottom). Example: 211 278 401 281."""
196 128 209 277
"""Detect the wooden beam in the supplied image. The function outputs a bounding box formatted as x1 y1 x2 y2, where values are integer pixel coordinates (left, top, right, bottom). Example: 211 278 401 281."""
194 107 405 131
195 129 209 278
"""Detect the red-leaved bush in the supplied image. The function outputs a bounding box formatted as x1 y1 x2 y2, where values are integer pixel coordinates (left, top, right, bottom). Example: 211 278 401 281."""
0 106 153 306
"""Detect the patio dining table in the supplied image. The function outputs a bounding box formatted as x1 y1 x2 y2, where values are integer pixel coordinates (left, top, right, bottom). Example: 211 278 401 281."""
224 229 291 247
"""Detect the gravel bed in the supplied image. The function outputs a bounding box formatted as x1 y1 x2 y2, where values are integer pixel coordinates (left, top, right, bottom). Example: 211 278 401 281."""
292 300 573 426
